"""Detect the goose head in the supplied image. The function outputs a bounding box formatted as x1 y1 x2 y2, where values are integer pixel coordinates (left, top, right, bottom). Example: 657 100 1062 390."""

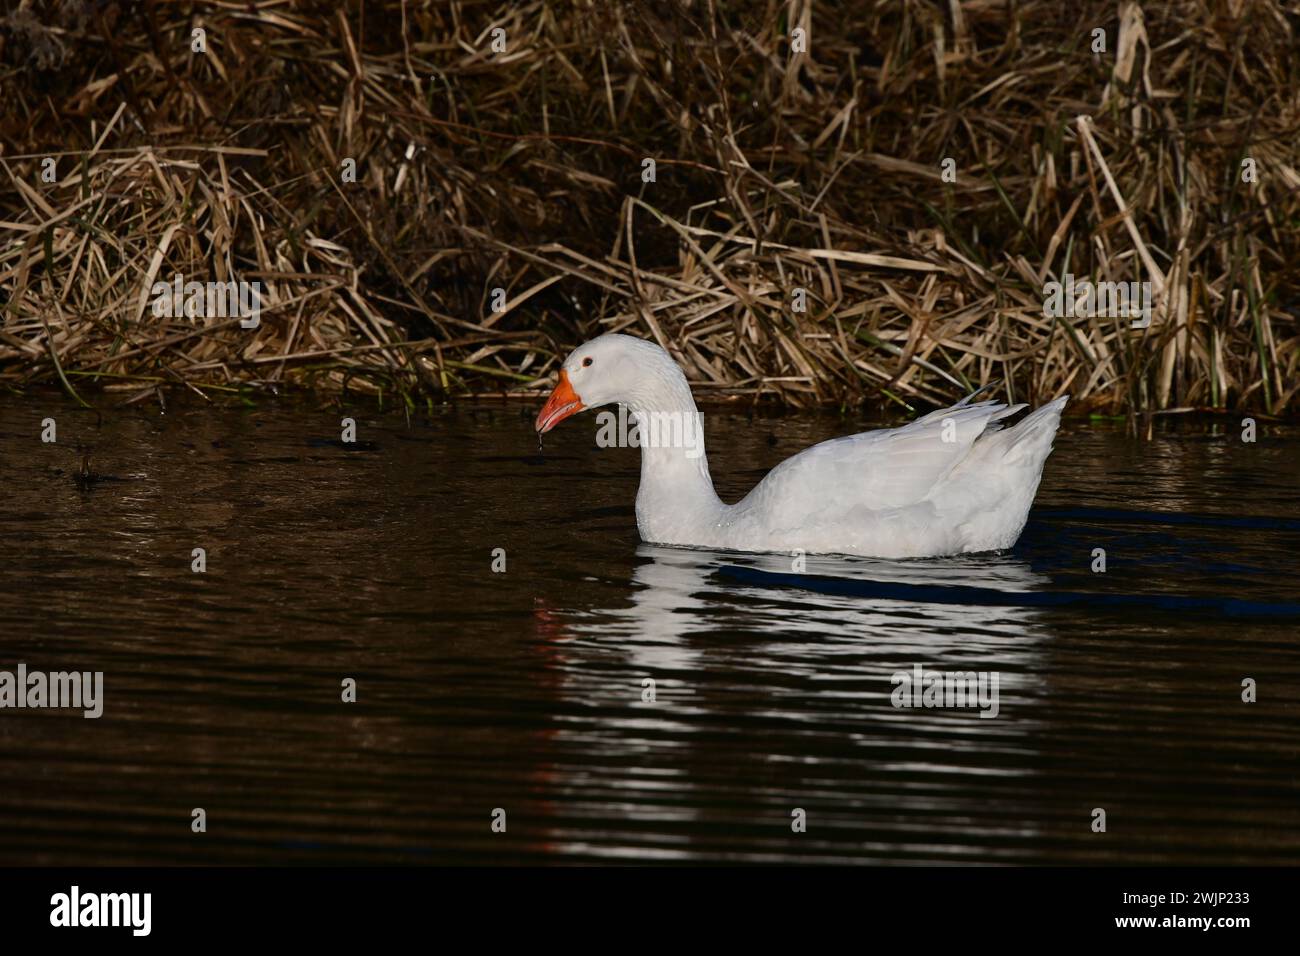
535 334 675 435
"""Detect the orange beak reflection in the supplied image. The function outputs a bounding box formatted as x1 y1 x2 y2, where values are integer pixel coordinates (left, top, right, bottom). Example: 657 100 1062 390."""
535 369 586 434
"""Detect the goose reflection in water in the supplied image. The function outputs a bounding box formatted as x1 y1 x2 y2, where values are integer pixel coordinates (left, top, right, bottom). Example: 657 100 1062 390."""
558 543 1053 666
529 545 1055 862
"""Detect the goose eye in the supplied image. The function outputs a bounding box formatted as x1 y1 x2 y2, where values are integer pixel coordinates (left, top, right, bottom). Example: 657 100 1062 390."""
582 357 594 368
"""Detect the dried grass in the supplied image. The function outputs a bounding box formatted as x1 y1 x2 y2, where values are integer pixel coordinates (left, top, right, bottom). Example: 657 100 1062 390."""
2 0 1297 417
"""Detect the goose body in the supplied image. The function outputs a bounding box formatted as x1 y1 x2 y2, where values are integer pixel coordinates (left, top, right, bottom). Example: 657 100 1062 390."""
536 334 1066 559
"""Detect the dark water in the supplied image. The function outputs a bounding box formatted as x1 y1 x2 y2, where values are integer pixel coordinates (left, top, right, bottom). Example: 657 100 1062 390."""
1 396 1298 865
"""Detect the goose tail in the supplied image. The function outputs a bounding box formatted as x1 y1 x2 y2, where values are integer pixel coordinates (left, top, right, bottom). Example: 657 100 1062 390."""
1002 395 1069 464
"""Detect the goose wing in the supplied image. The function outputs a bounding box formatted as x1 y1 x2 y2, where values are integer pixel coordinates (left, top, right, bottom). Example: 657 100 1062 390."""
734 400 1025 531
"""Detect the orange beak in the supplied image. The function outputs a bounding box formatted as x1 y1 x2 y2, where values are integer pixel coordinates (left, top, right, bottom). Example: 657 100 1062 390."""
535 368 585 434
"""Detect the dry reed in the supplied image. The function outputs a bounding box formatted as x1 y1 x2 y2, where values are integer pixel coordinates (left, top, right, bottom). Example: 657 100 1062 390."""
1 0 1297 418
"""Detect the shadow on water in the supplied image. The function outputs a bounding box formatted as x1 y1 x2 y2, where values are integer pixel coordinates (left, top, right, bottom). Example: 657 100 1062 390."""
0 398 1297 863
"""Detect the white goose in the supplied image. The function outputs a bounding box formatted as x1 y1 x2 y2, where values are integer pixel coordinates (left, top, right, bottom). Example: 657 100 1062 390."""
535 334 1067 559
